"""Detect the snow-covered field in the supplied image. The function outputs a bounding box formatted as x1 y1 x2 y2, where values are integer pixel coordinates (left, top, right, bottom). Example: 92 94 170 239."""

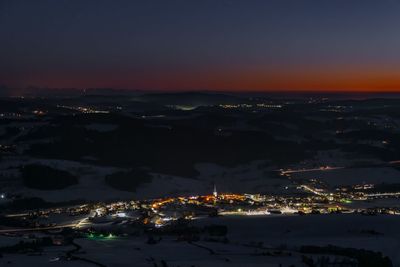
291 167 400 187
194 214 400 266
0 238 303 267
2 214 400 266
0 157 213 201
296 149 383 168
0 158 133 202
73 237 303 267
0 157 290 202
0 246 89 267
195 162 290 194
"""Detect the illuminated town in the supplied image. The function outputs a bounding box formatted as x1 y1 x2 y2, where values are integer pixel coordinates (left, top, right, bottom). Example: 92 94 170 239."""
4 0 400 265
3 171 400 235
2 93 400 266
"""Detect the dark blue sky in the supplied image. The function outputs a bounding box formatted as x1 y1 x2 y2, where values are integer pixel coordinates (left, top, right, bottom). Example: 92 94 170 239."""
1 0 400 91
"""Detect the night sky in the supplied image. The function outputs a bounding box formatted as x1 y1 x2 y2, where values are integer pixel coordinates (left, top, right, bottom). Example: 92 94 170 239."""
1 0 400 92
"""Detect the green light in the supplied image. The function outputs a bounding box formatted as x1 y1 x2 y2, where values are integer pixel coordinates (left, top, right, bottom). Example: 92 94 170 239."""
86 232 117 240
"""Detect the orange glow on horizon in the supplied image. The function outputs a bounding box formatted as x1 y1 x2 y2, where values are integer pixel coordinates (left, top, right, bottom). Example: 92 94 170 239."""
5 66 400 93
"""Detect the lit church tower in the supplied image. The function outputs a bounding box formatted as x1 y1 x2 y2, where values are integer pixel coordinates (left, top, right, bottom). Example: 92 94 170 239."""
213 184 218 198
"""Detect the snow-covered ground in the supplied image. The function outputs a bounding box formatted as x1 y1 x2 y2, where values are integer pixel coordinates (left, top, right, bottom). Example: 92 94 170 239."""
0 246 89 267
0 238 303 267
1 152 399 202
0 158 131 202
134 174 208 199
2 214 400 266
291 167 400 187
291 149 382 170
73 237 303 267
195 161 290 194
193 214 400 266
0 157 291 202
